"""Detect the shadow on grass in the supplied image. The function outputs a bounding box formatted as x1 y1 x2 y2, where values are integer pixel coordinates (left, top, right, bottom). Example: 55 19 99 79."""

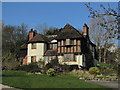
1 75 26 77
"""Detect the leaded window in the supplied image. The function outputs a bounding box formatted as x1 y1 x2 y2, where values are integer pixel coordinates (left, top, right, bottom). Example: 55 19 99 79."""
64 54 74 61
31 43 36 49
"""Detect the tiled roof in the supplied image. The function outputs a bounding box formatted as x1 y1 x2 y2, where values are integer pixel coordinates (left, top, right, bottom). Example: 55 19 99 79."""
28 34 50 43
45 35 57 41
56 24 84 40
44 49 58 56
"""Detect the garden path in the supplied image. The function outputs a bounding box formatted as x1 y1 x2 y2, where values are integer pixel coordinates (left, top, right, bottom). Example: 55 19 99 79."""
0 84 21 90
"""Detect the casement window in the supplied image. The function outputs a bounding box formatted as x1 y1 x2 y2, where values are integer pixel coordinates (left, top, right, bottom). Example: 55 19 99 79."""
65 47 67 52
74 46 77 52
53 44 57 49
77 40 81 45
50 44 52 49
31 56 36 63
74 39 76 45
70 40 73 44
52 56 56 60
66 39 70 45
68 47 70 52
77 45 81 52
58 47 60 53
50 44 57 49
61 47 64 53
61 40 64 46
64 54 74 61
71 46 73 52
31 43 36 49
58 41 61 46
46 56 49 63
49 56 56 60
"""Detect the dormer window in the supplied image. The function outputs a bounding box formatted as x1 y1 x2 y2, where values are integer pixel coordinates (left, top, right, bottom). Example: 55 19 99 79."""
31 43 36 49
53 44 57 49
50 43 57 49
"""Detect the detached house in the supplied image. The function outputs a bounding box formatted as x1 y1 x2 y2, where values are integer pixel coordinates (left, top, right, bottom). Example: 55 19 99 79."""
20 24 97 69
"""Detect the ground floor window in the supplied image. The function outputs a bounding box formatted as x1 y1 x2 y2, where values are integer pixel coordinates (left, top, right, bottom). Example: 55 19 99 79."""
31 56 36 63
64 54 74 61
45 56 56 63
46 56 49 63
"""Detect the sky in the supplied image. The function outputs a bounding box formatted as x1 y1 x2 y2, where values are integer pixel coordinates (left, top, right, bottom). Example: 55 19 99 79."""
2 2 118 31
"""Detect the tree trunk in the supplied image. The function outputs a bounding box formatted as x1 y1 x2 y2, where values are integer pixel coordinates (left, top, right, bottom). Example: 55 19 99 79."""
98 46 102 62
103 46 107 63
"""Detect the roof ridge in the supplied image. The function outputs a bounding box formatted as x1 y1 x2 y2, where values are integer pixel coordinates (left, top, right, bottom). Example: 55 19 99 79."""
38 34 46 41
64 24 76 30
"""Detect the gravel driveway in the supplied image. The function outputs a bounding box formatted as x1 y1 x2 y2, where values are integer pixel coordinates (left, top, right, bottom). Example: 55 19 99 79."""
86 80 119 89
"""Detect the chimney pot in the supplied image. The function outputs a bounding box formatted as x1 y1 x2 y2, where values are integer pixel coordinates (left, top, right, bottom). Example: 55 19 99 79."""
83 23 89 37
30 28 33 31
28 29 37 40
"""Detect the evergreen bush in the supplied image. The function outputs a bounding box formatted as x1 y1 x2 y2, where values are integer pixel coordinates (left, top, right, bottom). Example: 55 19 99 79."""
46 68 55 76
89 67 100 75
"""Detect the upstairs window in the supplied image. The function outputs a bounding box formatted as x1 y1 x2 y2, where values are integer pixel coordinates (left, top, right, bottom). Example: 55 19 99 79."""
31 43 36 49
77 40 81 45
61 40 64 46
70 40 73 44
58 41 61 46
77 45 81 52
74 39 76 45
66 39 70 45
53 44 57 49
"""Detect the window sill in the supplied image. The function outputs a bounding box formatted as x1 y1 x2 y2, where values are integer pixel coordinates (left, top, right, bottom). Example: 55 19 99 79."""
63 60 76 62
31 48 36 49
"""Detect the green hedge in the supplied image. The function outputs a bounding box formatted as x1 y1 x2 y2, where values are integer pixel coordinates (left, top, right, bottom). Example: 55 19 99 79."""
15 63 41 73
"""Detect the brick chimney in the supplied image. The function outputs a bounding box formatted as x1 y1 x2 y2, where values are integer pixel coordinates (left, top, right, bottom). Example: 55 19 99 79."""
28 28 36 40
83 23 89 37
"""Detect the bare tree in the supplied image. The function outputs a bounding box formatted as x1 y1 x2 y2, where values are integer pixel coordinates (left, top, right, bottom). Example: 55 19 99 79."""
34 23 59 35
34 23 48 34
89 17 104 62
85 3 118 63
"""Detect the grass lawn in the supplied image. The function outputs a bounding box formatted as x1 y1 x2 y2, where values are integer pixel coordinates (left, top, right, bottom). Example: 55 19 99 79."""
2 71 108 89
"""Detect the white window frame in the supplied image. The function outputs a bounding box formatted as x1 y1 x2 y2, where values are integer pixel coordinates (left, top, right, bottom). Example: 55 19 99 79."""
74 39 76 45
66 39 70 45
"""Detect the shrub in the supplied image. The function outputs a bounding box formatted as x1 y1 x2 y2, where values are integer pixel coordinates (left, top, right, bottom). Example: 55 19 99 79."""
61 64 70 72
15 62 41 73
44 59 62 74
89 67 100 76
54 66 63 73
47 68 55 76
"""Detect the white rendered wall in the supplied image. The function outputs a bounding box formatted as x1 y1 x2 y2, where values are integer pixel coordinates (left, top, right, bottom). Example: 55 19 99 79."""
76 54 83 66
27 43 47 64
58 56 64 64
